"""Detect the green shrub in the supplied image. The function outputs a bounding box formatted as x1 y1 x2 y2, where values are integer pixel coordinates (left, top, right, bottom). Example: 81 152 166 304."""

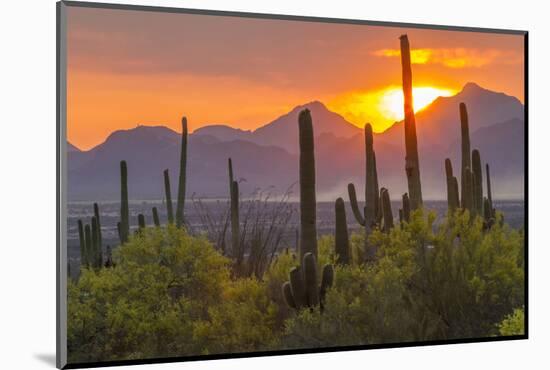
498 308 525 336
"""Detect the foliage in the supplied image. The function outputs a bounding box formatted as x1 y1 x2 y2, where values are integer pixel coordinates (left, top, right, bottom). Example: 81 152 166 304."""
498 308 525 336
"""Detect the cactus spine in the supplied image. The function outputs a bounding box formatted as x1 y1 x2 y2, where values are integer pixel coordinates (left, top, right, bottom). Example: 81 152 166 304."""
472 149 483 215
459 103 471 209
298 109 318 260
163 169 174 224
348 123 379 262
445 159 460 211
334 197 350 265
120 160 129 244
399 34 423 210
175 117 188 228
152 207 160 227
380 188 394 232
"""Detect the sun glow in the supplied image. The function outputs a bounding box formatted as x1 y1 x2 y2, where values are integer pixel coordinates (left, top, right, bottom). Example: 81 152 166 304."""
380 86 456 121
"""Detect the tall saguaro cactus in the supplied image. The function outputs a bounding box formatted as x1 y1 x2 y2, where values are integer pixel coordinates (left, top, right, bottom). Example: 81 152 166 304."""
459 103 472 209
93 203 102 249
486 163 495 217
348 123 379 261
472 149 483 215
175 116 188 228
334 197 350 265
77 220 85 266
163 169 174 224
380 188 394 232
119 160 129 244
463 167 474 215
399 34 423 210
445 158 460 211
298 109 318 260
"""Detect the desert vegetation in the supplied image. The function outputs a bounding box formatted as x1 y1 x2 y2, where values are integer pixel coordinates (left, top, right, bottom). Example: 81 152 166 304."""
68 35 524 364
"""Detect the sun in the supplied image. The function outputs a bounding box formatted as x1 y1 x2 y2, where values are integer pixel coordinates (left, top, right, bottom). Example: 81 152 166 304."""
380 86 456 121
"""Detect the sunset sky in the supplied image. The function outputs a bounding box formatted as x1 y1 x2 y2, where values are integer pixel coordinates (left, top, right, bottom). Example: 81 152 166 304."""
67 6 524 150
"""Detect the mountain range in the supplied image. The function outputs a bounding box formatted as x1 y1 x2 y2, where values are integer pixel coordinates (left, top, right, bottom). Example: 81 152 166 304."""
68 82 525 201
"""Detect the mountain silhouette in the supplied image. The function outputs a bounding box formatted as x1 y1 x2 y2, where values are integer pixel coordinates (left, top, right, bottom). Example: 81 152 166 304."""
68 83 524 201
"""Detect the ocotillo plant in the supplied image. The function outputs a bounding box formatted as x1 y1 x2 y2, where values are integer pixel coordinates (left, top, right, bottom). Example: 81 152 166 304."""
399 34 423 210
163 169 174 224
445 158 460 211
334 197 350 265
459 103 472 209
348 123 379 261
175 116 188 228
380 188 394 233
230 180 240 263
93 203 102 249
472 149 483 215
298 109 317 260
119 160 129 244
282 252 334 310
152 207 160 227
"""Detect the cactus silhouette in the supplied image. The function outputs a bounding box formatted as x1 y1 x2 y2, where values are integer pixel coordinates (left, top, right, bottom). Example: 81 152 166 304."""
472 149 483 215
445 158 460 211
163 169 174 224
119 160 129 244
402 192 411 222
282 253 333 311
152 207 160 227
84 224 92 268
380 188 394 232
175 117 188 228
399 34 423 209
93 203 102 249
486 163 496 217
463 167 474 214
298 109 318 260
138 214 146 230
91 216 102 268
459 103 472 209
334 197 350 265
348 123 379 262
77 219 86 267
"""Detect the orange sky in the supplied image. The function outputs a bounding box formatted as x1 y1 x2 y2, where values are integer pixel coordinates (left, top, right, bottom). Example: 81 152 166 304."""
67 6 525 150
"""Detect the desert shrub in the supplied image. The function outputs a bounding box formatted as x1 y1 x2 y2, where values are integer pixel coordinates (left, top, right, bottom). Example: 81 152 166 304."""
498 308 525 336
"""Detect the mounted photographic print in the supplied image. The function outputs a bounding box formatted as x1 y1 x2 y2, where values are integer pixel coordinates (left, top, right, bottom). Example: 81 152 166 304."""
56 1 528 368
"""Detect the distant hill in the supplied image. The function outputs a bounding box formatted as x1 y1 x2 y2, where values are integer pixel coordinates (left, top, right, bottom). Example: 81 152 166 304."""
68 83 524 201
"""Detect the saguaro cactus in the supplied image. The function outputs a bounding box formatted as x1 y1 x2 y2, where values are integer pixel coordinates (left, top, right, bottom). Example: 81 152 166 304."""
231 180 240 262
93 203 102 249
282 253 334 311
445 158 460 211
348 123 379 261
138 214 146 230
463 167 474 215
334 197 350 265
91 216 102 268
459 103 471 209
84 224 92 267
152 207 160 227
298 109 318 260
472 149 483 216
120 160 129 244
175 116 188 228
399 34 423 210
163 169 174 224
380 188 394 232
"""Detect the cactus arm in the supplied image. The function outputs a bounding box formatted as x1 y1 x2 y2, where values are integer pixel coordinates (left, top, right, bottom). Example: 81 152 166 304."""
175 117 188 228
138 214 146 230
347 183 366 226
282 281 296 309
303 253 319 307
319 264 334 311
289 266 307 309
381 188 394 232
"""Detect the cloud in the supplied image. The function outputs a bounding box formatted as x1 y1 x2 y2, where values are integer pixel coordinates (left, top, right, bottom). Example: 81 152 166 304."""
373 48 522 68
